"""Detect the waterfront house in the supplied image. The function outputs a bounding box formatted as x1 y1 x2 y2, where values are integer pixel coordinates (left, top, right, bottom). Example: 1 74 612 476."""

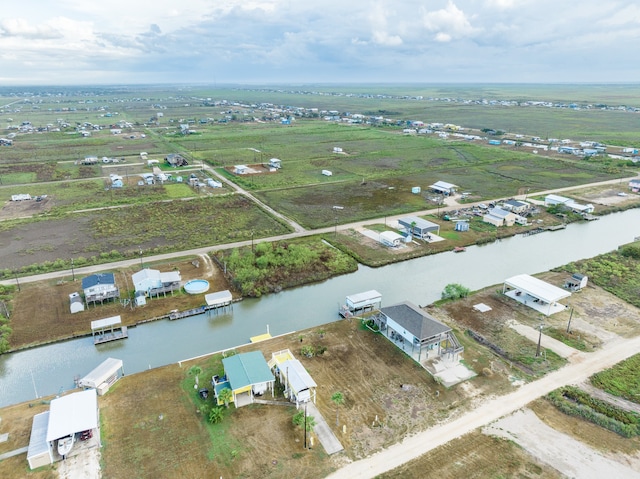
374 301 463 363
629 179 640 193
219 352 275 408
483 207 519 227
503 199 529 214
132 268 181 298
82 273 119 306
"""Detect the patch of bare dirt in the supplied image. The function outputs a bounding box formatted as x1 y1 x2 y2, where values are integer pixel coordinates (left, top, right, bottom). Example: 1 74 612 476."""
0 196 53 221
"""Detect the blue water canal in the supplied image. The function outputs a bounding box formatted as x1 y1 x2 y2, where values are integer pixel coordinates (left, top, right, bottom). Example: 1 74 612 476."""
1 209 639 407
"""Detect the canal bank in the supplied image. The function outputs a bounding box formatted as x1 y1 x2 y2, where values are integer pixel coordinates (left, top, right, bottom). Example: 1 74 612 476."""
0 208 639 407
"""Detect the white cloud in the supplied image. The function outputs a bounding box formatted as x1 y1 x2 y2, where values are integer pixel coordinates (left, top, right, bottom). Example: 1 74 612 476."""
421 1 478 42
0 1 639 84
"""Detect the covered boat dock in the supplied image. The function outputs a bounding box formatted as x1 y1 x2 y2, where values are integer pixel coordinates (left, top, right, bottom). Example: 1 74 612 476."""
91 315 128 345
503 274 571 316
204 290 233 314
339 289 382 317
78 357 124 395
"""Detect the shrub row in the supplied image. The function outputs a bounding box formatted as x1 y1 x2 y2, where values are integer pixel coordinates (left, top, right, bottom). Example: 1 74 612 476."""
547 386 640 437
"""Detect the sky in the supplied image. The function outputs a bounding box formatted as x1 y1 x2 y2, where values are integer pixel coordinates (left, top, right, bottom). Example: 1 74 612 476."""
1 0 639 86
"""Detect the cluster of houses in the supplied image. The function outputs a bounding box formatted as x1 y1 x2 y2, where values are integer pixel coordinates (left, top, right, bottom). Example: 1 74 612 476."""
69 268 182 313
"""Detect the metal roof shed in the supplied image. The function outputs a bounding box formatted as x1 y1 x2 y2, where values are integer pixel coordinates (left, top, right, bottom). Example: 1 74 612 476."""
503 274 571 316
398 216 440 238
46 389 98 442
429 180 458 195
78 357 124 390
27 411 53 469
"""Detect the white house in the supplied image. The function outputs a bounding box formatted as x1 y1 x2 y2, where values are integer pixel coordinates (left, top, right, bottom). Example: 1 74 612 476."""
132 268 181 297
503 199 529 214
234 165 248 175
629 179 640 192
483 207 521 227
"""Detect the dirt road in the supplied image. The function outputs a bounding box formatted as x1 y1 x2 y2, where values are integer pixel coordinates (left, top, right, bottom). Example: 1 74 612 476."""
326 334 640 478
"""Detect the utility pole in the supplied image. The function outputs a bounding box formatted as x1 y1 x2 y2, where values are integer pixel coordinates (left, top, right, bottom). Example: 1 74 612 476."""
304 402 308 449
71 258 75 281
536 323 544 357
566 306 574 333
139 247 144 269
14 270 20 292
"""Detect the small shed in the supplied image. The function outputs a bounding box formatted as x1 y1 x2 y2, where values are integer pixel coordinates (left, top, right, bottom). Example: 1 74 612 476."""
340 289 382 317
268 158 281 169
398 216 440 239
564 273 588 291
379 231 404 248
78 357 124 394
454 220 469 232
234 165 248 175
69 292 85 314
27 412 53 469
222 351 275 407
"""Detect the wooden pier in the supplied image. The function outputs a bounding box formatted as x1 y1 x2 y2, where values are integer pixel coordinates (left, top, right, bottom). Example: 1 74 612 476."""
169 306 206 320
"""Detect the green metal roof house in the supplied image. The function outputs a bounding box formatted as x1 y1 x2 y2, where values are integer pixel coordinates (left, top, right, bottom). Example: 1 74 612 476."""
222 351 275 407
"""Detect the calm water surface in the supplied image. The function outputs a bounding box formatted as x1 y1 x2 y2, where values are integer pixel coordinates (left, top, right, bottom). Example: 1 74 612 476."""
1 209 638 406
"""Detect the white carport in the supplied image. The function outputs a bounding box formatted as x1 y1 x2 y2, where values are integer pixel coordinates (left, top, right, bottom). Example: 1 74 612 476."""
46 389 99 444
27 411 53 469
78 357 124 393
503 274 571 316
278 359 317 405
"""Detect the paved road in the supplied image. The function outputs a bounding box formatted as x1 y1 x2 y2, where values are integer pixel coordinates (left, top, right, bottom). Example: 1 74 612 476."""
325 333 640 478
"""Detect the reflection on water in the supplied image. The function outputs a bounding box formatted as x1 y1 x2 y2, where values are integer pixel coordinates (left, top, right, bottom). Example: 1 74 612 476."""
1 209 638 407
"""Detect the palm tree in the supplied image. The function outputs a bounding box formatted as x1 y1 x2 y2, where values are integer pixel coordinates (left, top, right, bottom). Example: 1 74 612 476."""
218 387 233 408
331 391 345 426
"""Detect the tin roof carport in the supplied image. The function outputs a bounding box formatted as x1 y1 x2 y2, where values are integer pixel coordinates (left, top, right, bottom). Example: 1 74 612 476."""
503 274 571 316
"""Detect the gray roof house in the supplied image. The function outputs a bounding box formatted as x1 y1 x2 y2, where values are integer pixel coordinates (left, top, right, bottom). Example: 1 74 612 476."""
375 301 463 363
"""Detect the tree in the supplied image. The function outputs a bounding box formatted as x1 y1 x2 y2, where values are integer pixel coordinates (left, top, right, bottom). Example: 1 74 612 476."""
441 283 470 300
208 407 224 424
218 387 233 408
292 409 316 432
331 391 345 426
